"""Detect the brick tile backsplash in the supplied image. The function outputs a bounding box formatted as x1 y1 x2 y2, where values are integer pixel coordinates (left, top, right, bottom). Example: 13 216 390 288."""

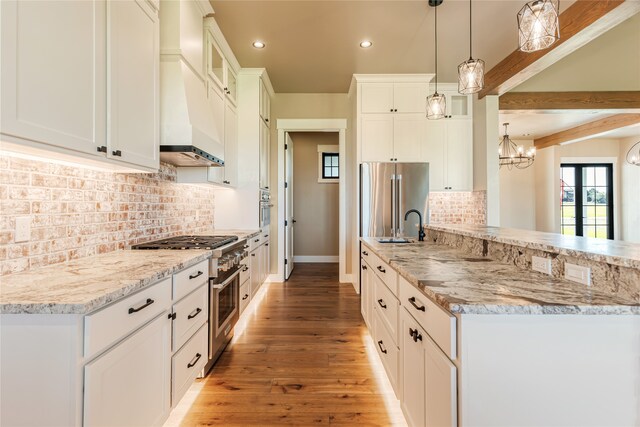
0 155 216 276
429 191 487 225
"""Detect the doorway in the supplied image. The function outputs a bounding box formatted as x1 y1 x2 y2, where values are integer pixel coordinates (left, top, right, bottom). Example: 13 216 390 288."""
276 119 348 283
284 132 340 280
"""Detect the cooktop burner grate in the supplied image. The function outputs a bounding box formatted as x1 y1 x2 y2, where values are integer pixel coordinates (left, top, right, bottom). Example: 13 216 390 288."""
131 235 238 250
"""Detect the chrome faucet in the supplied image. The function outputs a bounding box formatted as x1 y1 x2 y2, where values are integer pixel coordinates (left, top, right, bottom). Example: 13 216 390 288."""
404 209 425 241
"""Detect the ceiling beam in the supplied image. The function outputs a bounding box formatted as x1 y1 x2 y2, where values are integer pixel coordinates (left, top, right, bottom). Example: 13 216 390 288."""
479 0 640 99
534 114 640 149
499 91 640 111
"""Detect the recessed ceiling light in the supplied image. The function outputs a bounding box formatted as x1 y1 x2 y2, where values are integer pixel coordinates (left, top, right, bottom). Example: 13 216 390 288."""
252 41 265 49
522 133 532 137
360 40 373 48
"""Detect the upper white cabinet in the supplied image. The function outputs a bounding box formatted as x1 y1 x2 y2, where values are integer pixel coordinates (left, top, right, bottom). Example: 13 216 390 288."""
424 115 473 192
207 102 238 186
259 119 270 190
259 78 271 126
360 114 426 162
361 82 428 114
0 0 159 171
107 0 160 170
430 83 472 119
205 27 237 106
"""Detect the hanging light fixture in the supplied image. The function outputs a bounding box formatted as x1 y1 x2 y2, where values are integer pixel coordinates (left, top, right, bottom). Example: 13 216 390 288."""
427 0 446 120
499 123 536 169
517 0 560 53
457 0 485 94
626 140 640 166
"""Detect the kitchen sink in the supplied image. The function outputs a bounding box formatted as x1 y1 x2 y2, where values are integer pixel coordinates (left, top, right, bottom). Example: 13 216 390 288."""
377 238 414 244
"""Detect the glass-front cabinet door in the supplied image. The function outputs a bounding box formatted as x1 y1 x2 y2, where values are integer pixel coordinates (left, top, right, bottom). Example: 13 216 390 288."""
206 32 224 89
225 64 237 105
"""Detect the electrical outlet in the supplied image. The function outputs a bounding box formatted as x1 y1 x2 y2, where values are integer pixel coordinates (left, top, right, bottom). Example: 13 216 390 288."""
532 256 551 275
15 216 31 243
564 263 591 285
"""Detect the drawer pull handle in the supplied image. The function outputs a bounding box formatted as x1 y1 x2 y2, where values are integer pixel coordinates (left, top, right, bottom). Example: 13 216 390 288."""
242 294 249 300
377 266 386 273
187 353 202 369
361 265 367 270
244 245 250 249
189 271 204 280
187 307 202 320
254 239 260 243
128 298 154 314
377 340 387 354
408 296 426 312
409 327 423 342
377 299 387 309
362 251 369 256
242 266 249 272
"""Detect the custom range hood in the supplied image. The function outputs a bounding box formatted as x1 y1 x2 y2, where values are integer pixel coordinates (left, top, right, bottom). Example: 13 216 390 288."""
159 0 224 167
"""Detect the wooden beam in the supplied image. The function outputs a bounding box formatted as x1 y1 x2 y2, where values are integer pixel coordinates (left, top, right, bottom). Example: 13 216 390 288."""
479 0 640 99
499 91 640 111
534 114 640 149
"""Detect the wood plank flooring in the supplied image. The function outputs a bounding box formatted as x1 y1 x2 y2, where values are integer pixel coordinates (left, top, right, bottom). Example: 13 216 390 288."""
176 263 406 426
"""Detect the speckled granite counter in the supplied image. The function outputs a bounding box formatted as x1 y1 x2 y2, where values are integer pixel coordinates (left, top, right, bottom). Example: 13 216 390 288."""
361 238 640 315
0 250 213 315
210 229 261 241
428 224 640 270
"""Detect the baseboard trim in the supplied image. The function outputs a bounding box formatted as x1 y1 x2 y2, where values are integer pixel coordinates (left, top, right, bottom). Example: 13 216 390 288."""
293 256 339 263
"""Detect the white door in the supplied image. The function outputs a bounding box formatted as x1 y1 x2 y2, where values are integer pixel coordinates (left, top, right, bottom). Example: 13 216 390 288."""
360 263 370 327
445 119 473 191
361 114 394 162
207 82 226 184
284 133 295 280
424 120 446 191
259 120 270 190
250 248 260 296
393 114 425 162
424 334 458 427
393 83 428 114
84 312 171 427
361 83 394 114
401 309 426 427
1 0 106 155
107 0 159 169
223 103 238 186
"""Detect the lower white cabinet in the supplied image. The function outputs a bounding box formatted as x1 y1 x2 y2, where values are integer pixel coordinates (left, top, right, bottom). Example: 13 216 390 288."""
360 261 373 329
171 323 208 406
84 312 171 427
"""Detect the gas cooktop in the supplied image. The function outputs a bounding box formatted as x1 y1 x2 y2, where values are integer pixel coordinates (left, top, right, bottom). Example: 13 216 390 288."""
131 235 238 250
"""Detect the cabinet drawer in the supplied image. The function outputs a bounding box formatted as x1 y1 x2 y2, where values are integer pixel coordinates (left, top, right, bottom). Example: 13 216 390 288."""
374 310 399 398
249 235 262 252
373 273 399 342
172 284 208 352
361 246 373 264
172 323 208 407
239 260 250 285
239 279 251 315
370 252 398 296
399 275 456 360
84 278 171 359
173 259 208 301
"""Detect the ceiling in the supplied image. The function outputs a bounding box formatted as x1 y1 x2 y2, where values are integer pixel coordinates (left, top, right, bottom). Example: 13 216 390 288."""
210 0 577 93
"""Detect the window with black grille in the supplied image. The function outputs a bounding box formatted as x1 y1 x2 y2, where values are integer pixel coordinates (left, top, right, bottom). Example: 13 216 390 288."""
321 153 339 179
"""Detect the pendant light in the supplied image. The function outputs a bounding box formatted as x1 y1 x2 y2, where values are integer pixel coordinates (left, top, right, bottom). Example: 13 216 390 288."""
426 0 446 120
498 123 536 169
518 0 560 53
626 140 640 166
457 0 485 94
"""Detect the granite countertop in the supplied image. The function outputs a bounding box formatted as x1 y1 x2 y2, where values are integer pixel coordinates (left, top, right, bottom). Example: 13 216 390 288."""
361 238 640 315
210 229 261 240
0 250 213 315
428 224 640 270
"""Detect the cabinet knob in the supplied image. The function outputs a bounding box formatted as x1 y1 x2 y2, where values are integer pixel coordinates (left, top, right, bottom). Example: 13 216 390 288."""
96 145 107 153
394 109 398 112
390 108 393 112
223 180 230 184
265 118 269 122
112 150 122 157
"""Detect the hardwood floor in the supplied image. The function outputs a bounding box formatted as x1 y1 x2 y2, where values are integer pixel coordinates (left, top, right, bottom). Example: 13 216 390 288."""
177 263 406 426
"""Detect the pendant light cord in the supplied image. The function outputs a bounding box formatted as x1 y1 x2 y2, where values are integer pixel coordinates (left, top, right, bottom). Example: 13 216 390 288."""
469 0 473 59
434 2 438 93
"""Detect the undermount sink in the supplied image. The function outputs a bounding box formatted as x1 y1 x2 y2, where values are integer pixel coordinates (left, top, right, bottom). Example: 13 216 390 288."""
377 238 414 244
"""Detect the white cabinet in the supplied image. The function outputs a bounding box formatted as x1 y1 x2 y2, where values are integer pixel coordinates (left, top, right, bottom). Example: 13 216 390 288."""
361 115 393 162
260 78 271 126
361 82 427 114
424 119 473 191
106 0 159 169
361 114 426 162
204 24 237 106
259 119 270 190
1 0 106 156
250 248 260 297
1 0 159 171
208 101 238 186
393 114 427 162
424 333 457 427
360 262 373 329
84 312 171 427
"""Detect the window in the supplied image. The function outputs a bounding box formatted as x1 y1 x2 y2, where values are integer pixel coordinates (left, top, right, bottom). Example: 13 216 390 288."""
322 153 339 179
317 144 339 183
561 164 613 239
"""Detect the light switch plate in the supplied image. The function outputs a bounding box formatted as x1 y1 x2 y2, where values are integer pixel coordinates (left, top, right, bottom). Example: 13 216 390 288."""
532 256 552 275
15 216 31 243
564 263 591 285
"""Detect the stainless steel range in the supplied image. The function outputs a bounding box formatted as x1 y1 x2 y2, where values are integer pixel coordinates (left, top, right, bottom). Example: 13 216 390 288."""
132 235 248 373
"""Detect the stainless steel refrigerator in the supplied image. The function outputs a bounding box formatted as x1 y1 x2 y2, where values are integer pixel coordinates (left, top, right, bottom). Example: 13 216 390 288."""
360 162 429 239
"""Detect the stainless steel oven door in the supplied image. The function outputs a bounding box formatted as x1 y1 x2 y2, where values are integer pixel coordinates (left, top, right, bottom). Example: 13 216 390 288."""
209 269 240 364
259 202 271 228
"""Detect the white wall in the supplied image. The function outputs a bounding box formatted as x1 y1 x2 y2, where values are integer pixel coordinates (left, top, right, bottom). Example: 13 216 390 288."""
534 145 559 233
499 139 536 230
619 136 640 243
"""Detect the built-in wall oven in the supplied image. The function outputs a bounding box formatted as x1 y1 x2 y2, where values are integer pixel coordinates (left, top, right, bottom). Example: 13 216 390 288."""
259 190 272 228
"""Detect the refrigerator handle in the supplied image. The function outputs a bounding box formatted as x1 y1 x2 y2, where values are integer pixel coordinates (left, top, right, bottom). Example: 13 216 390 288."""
397 175 402 235
390 175 395 237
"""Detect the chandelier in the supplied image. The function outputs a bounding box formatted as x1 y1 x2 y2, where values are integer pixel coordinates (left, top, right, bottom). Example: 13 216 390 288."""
457 0 485 94
626 141 640 166
517 0 560 53
499 123 536 169
426 0 446 120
